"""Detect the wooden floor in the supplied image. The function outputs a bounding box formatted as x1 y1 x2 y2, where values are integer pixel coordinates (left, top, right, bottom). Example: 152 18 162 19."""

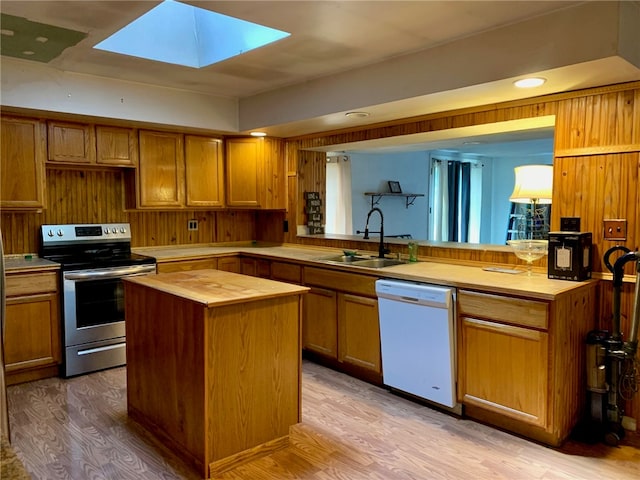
7 361 640 480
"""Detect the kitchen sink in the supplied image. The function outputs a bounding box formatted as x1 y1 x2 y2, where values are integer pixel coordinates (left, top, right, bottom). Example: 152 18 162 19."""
351 258 407 268
316 255 408 268
317 254 374 264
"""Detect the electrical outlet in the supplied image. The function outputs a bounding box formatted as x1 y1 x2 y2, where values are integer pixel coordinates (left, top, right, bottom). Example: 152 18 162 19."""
603 219 626 240
187 219 198 231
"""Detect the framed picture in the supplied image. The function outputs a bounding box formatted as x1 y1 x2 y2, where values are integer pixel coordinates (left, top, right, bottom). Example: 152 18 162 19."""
388 181 402 193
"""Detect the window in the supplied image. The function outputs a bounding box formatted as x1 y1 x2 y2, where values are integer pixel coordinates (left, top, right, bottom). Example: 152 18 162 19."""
429 158 483 243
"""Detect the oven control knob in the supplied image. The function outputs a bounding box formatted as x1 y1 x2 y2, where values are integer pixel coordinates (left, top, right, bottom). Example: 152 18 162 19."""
103 228 109 235
57 229 63 237
120 227 126 234
112 228 117 234
47 229 54 237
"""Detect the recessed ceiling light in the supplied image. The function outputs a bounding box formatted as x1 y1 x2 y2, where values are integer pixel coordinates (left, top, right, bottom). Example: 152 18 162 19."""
35 36 49 43
22 50 35 56
514 77 546 88
345 111 370 118
250 131 267 137
463 141 483 145
1 29 15 36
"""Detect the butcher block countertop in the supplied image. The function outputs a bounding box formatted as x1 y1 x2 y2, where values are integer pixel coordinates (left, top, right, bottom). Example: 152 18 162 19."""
124 268 309 307
134 243 596 301
3 255 60 273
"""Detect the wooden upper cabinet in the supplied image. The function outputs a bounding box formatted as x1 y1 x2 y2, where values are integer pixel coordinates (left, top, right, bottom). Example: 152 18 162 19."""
96 125 138 166
137 130 185 208
0 116 47 210
225 137 285 209
226 137 262 207
185 135 224 208
47 120 96 164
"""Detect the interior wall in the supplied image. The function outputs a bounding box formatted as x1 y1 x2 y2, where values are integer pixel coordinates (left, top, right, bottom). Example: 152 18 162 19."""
349 152 429 239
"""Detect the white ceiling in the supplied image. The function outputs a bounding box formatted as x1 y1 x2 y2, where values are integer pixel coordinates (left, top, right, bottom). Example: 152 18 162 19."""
1 0 639 140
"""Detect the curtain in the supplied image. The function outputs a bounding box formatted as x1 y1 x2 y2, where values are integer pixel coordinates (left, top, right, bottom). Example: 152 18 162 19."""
325 155 353 234
430 159 481 242
429 159 448 241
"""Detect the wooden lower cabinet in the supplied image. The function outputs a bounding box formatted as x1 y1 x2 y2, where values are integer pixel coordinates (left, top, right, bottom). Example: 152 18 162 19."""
217 256 240 273
240 257 271 278
303 287 338 358
302 266 381 382
271 261 302 284
4 270 61 385
460 317 548 427
337 293 381 373
457 285 597 446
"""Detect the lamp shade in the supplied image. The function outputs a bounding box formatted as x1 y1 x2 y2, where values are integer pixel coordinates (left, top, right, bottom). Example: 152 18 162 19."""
509 165 553 204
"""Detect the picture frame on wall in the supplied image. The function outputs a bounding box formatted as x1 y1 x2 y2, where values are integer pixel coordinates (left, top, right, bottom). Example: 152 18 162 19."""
388 181 402 193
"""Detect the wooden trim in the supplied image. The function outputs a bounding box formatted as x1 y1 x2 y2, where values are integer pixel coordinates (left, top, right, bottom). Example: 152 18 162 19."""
208 435 290 477
289 81 640 141
555 144 640 157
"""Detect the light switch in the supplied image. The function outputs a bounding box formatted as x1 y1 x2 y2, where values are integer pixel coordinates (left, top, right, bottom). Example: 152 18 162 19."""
603 219 626 240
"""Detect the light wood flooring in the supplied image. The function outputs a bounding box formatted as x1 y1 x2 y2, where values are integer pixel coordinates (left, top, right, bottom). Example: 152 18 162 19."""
6 361 640 480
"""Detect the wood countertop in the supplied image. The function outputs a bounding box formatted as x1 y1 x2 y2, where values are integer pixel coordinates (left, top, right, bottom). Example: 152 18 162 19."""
134 243 596 301
3 256 60 273
124 269 309 307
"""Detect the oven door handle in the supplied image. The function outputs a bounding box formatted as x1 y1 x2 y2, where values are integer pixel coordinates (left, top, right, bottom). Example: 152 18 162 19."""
64 265 156 280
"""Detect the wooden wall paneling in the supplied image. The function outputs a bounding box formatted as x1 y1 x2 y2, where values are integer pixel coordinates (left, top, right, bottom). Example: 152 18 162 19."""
553 153 638 273
284 175 298 244
216 211 255 242
255 211 286 243
296 150 326 231
45 168 126 225
0 212 40 254
264 137 287 210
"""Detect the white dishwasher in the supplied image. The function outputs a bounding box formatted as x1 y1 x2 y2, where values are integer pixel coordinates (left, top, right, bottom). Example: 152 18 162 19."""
376 279 457 408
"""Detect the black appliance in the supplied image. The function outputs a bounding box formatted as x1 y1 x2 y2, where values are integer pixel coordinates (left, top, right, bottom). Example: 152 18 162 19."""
40 223 156 377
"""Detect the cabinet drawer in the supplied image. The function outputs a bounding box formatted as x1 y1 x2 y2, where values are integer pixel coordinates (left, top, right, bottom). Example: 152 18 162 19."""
271 261 302 284
303 267 377 297
157 258 217 273
6 272 58 297
458 290 548 330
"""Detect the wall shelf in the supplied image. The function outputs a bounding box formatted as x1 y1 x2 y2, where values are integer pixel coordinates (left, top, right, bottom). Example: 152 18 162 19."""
364 192 425 209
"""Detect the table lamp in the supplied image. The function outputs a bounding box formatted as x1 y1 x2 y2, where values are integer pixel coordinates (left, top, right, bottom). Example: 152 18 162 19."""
509 164 553 239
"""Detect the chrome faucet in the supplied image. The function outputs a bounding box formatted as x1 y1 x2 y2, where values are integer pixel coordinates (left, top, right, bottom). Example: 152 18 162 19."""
364 207 390 258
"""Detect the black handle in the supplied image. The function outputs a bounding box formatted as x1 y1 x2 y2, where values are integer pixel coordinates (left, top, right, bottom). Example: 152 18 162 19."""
603 245 631 273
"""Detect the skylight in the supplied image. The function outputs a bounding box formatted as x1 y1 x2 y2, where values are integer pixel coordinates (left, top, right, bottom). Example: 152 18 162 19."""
94 0 290 68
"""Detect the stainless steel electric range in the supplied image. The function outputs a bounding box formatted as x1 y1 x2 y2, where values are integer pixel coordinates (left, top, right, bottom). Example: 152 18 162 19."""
40 223 156 377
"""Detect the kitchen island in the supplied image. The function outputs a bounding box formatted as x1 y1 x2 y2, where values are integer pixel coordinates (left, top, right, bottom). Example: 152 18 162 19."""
123 269 309 478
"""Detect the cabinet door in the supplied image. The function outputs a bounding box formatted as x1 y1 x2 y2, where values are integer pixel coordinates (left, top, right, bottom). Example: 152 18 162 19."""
185 135 225 208
217 256 240 273
138 130 185 207
5 293 61 373
337 293 381 373
240 257 271 278
1 116 46 209
47 121 96 164
226 137 262 207
96 125 138 166
271 261 301 284
459 316 548 427
303 287 338 359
